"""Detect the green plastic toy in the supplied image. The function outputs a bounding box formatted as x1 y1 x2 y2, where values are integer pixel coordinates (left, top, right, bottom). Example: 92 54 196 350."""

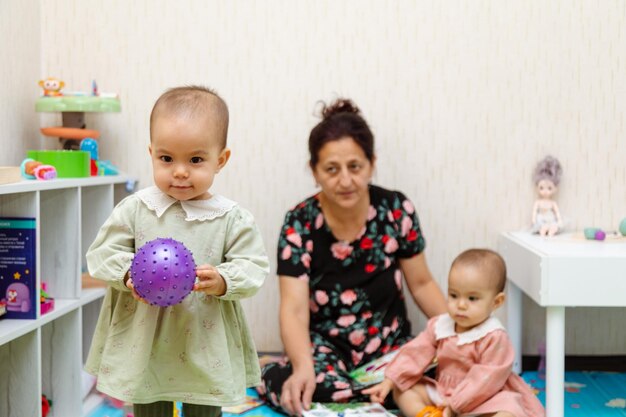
27 150 90 178
35 95 121 113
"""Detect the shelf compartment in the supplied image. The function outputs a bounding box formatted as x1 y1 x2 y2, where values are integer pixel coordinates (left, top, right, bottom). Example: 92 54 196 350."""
42 309 81 417
0 330 40 417
0 191 38 218
80 185 114 273
82 292 104 364
40 188 80 299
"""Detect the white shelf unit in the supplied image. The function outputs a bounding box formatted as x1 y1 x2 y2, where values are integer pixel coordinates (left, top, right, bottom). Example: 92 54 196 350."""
0 176 133 417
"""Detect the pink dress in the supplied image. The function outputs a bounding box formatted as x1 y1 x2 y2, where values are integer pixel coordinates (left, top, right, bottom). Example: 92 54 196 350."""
385 314 545 417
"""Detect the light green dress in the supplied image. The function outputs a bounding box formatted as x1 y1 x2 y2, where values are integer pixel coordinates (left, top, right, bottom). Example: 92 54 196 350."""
85 186 269 406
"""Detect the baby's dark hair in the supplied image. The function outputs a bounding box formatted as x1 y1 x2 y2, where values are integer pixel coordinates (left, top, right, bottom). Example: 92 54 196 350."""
451 248 507 293
150 85 229 148
308 98 375 168
533 155 562 186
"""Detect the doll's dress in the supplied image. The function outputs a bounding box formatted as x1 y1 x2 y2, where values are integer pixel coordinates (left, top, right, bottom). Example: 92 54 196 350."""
531 208 558 234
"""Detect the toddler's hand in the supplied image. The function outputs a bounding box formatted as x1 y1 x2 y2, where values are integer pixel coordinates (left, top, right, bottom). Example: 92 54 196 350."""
125 278 149 304
362 378 393 404
442 405 456 417
194 264 227 296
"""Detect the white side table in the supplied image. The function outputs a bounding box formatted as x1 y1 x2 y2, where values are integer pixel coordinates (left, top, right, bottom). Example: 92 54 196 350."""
498 231 626 417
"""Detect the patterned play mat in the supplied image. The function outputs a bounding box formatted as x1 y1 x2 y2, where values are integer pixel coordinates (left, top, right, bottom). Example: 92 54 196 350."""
221 372 626 417
522 371 626 416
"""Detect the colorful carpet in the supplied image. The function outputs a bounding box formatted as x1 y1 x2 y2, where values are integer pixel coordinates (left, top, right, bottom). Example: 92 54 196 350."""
222 389 286 417
222 373 626 417
522 371 626 416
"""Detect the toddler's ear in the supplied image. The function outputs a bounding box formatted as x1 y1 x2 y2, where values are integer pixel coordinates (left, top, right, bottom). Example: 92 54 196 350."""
218 148 231 169
148 144 153 156
493 292 506 309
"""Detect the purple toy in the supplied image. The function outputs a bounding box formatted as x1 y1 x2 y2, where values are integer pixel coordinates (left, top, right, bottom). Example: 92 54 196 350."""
130 238 196 307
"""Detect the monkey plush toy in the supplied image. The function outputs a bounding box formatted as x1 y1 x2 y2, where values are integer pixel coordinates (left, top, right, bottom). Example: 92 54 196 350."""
39 77 65 96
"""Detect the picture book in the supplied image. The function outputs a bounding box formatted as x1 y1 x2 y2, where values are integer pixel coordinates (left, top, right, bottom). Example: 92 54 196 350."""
0 218 37 319
303 402 394 417
350 350 437 389
349 350 400 389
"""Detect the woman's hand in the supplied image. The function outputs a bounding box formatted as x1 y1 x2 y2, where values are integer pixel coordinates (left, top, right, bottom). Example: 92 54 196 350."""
193 264 227 296
280 366 316 416
362 378 393 404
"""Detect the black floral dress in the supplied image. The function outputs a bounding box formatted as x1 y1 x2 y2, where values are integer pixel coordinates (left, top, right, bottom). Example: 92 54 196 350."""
260 185 426 406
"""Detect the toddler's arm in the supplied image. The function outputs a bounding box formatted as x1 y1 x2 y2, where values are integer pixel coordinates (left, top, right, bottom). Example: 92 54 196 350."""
86 196 137 292
215 207 269 300
447 330 514 413
385 316 439 391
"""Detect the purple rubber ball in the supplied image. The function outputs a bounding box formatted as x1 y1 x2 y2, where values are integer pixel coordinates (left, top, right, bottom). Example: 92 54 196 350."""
130 237 196 307
594 230 606 241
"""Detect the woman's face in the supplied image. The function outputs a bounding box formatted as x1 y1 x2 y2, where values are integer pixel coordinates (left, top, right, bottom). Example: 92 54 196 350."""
312 136 374 210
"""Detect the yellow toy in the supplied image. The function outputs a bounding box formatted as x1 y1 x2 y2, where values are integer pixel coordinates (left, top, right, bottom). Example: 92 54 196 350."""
39 77 65 96
415 405 444 417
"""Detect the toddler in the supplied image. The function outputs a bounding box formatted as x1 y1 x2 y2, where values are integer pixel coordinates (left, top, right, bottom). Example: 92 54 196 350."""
364 249 544 417
85 86 270 417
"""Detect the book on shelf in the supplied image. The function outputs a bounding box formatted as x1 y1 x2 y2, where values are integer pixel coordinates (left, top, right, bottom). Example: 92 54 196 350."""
0 217 37 319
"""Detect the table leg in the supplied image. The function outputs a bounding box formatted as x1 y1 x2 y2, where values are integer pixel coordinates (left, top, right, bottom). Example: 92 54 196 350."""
507 280 522 374
546 306 565 417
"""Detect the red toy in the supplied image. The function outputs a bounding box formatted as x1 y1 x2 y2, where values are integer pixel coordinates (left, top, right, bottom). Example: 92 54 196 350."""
42 394 51 417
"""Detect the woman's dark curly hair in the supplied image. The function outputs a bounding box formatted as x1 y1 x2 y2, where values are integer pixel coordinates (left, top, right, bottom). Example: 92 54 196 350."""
308 98 375 169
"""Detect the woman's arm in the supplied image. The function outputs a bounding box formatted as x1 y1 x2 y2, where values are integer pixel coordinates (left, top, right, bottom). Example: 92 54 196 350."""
279 276 316 415
400 252 447 318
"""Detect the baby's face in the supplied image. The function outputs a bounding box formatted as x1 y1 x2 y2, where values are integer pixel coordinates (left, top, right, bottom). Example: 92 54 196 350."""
149 114 229 201
447 265 503 333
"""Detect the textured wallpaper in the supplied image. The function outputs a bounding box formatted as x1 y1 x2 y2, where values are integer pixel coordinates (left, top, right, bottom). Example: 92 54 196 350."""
3 0 625 354
0 0 42 164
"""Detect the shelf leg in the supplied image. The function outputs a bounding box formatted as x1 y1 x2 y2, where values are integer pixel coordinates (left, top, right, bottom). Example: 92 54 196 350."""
507 280 522 374
546 306 565 417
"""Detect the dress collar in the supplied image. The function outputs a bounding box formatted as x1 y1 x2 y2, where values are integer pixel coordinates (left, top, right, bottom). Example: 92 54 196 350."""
434 313 505 346
136 186 237 222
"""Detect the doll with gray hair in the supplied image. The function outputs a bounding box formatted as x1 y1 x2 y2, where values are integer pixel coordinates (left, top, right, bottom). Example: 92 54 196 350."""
531 155 563 236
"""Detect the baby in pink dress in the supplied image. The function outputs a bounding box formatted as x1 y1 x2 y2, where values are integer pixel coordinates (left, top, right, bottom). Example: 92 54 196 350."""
364 249 545 417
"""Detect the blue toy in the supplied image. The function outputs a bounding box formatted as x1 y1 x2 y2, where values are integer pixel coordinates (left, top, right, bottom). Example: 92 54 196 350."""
80 138 99 160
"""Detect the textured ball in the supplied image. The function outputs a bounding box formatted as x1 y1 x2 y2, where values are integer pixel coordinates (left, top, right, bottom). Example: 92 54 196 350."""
583 227 598 240
594 230 606 241
620 218 626 236
130 238 196 306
